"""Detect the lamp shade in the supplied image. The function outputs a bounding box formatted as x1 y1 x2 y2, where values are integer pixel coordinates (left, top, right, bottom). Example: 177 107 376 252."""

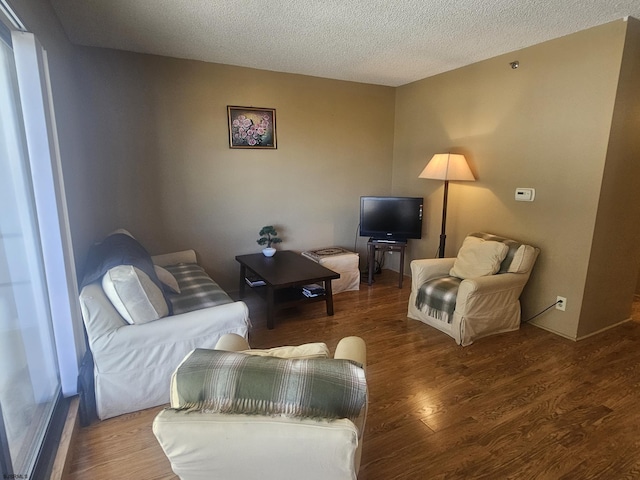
419 153 475 181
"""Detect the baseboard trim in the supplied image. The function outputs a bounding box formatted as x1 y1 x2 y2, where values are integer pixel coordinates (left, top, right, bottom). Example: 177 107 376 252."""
51 395 80 480
575 317 632 341
531 316 634 342
528 321 577 341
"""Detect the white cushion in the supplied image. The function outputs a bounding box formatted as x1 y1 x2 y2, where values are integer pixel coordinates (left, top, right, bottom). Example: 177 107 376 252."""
102 265 169 324
241 343 330 359
508 244 538 274
154 265 181 294
450 236 509 279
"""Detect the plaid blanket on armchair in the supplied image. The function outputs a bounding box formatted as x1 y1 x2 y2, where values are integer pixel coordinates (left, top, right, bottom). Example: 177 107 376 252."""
172 349 367 425
415 275 462 324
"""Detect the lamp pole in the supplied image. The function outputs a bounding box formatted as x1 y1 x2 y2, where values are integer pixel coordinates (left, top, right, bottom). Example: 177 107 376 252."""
438 180 449 258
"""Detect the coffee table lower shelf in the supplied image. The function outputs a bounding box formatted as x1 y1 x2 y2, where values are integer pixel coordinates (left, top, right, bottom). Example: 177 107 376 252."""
236 251 340 329
249 285 328 308
243 282 335 329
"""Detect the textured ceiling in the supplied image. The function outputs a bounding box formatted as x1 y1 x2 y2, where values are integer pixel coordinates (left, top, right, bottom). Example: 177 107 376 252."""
49 0 640 87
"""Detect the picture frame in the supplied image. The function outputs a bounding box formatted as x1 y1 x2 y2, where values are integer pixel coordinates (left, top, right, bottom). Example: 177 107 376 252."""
227 106 277 149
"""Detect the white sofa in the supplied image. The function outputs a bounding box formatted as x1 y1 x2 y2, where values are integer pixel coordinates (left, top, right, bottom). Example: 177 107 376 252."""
79 248 250 420
153 334 367 480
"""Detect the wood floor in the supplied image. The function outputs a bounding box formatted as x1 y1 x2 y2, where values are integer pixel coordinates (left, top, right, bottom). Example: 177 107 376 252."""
67 270 640 479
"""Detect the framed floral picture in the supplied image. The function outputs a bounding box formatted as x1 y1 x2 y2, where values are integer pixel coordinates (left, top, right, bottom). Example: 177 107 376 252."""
227 106 277 149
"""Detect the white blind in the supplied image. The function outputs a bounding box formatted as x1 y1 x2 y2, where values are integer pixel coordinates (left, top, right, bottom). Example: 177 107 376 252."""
0 27 60 476
12 31 82 396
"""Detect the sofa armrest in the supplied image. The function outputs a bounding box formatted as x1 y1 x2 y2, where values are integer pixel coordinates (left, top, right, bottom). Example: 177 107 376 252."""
152 249 197 266
455 272 529 316
100 302 248 348
90 301 250 371
410 258 455 291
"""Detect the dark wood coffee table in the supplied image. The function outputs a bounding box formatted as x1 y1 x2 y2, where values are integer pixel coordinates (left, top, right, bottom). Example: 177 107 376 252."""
236 250 340 329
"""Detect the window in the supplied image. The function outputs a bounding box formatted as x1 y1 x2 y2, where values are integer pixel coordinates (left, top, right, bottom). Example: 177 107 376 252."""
0 8 79 478
0 25 63 478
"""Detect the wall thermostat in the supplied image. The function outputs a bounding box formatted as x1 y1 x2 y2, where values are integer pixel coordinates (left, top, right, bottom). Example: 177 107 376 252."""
515 188 535 202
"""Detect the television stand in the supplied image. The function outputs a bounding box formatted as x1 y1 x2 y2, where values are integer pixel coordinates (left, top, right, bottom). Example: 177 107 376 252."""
368 238 407 244
367 239 407 288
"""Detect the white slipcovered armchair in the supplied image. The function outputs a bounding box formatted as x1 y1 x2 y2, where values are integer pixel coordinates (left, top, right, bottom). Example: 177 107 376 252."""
153 334 368 480
408 232 539 346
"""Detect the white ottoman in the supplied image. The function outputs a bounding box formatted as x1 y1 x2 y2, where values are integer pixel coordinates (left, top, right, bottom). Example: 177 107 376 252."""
302 247 360 294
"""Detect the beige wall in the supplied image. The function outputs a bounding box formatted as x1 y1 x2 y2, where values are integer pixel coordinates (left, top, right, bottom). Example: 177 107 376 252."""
392 20 631 339
14 3 640 340
8 0 104 272
74 50 396 289
579 18 640 337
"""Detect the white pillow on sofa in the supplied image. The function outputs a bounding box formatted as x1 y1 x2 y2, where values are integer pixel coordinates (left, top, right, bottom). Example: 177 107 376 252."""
102 265 169 324
450 236 509 279
154 265 181 294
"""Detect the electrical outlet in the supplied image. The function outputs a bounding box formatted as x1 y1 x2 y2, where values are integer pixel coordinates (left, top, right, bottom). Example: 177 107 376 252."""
556 296 566 311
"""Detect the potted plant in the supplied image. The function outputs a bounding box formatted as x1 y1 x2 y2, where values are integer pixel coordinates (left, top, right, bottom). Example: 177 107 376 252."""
257 226 282 257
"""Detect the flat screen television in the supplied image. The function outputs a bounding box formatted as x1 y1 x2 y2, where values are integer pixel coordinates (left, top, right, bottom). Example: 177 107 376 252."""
360 196 423 241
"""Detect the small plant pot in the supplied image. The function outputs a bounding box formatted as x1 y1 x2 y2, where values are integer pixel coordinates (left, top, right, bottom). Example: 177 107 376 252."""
262 247 276 257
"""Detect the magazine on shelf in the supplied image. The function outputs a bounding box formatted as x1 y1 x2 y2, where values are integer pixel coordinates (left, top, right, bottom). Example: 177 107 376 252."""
302 283 325 297
245 273 266 287
303 290 324 298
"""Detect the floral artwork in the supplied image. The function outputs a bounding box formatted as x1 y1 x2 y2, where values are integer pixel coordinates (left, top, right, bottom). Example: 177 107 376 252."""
227 106 277 149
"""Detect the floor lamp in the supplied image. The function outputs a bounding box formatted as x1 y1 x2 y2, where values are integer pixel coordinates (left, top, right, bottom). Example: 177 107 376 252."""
419 153 475 258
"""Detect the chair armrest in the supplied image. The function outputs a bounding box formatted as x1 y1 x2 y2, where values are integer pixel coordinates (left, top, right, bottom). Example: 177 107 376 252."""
152 249 197 266
410 258 455 291
455 273 529 315
215 333 251 351
334 336 366 370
